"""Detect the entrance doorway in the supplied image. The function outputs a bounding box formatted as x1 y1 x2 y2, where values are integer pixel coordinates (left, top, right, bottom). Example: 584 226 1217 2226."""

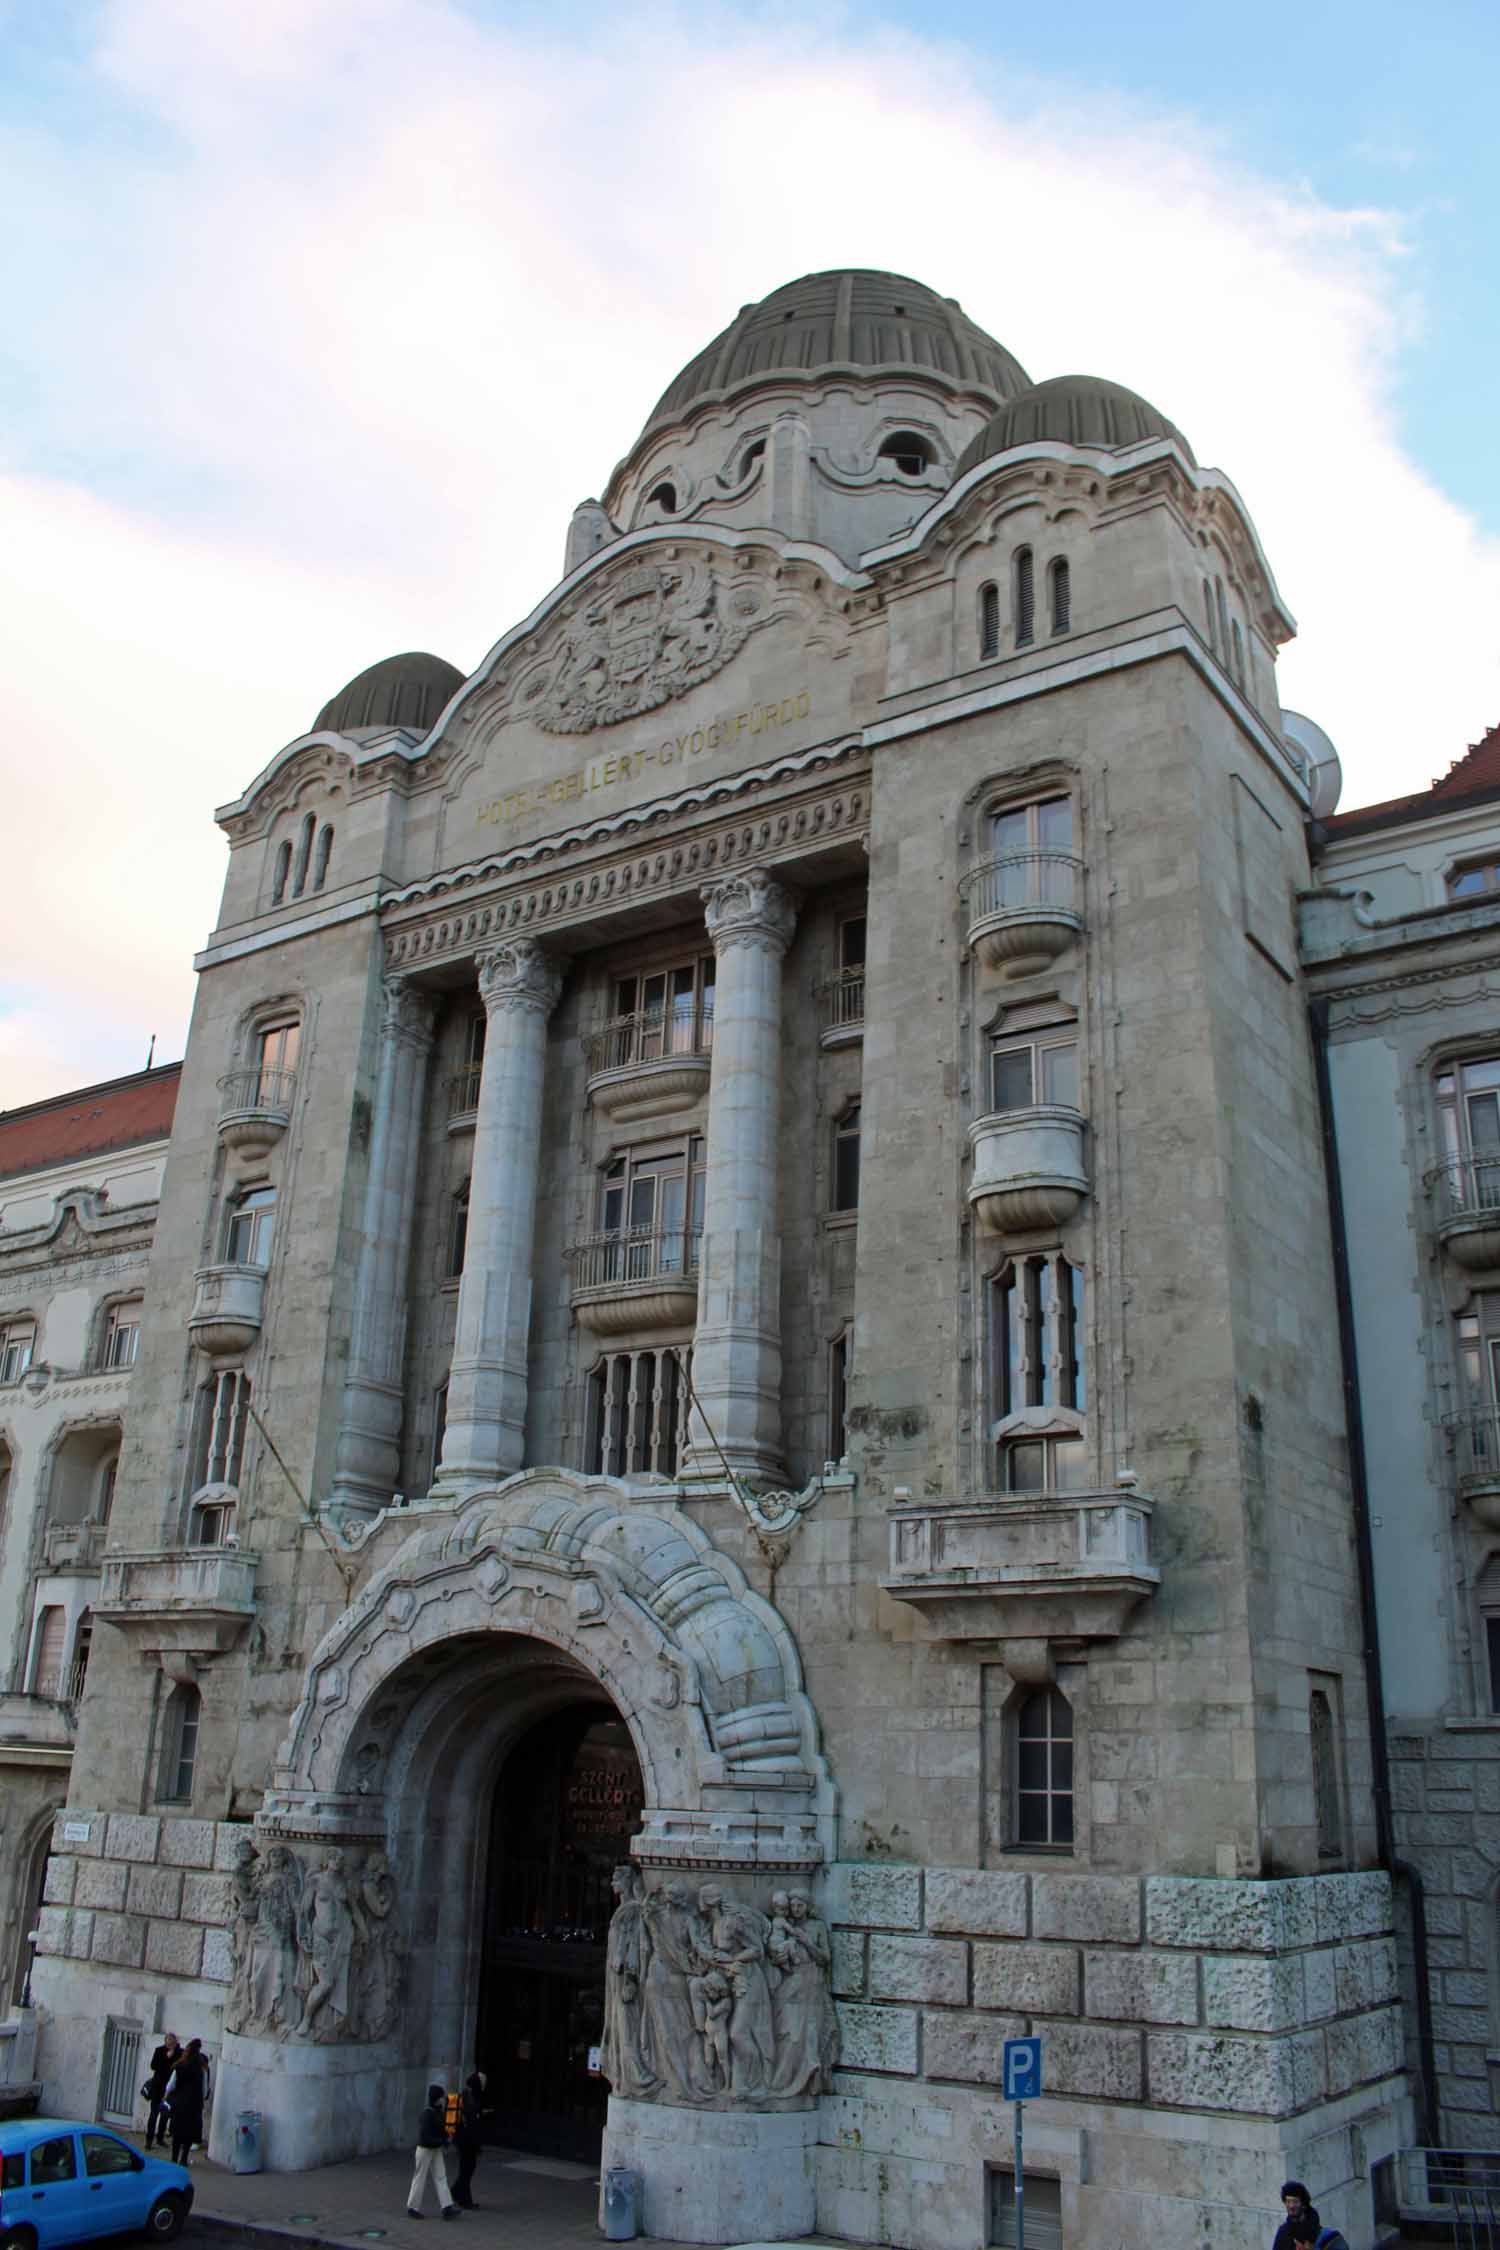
476 1701 644 2160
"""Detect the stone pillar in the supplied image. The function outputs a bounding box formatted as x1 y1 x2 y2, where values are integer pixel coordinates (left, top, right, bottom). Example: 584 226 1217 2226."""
326 978 434 1528
683 870 797 1486
435 939 563 1494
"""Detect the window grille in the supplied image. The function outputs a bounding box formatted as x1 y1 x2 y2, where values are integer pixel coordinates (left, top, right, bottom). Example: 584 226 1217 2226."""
989 2166 1063 2248
587 1348 692 1480
991 1253 1086 1493
1014 548 1035 646
189 1369 251 1496
99 2018 145 2125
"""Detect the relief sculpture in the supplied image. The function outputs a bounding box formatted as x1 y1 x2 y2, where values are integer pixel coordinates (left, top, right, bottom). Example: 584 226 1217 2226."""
602 1868 838 2110
224 1840 404 2045
520 560 769 735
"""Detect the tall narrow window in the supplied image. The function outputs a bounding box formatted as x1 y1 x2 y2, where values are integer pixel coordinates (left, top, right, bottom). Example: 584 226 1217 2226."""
1014 548 1035 647
254 1017 300 1106
0 1321 36 1385
1231 619 1245 684
448 1181 470 1278
1048 556 1071 636
1215 579 1231 667
1309 1683 1343 1859
587 1348 692 1478
980 582 1001 661
31 1606 66 1698
188 1369 251 1499
1203 580 1217 651
291 812 316 899
225 1185 276 1267
450 1008 486 1118
271 840 292 906
990 1011 1079 1113
97 1456 119 1525
829 1329 851 1462
1014 1686 1073 1848
832 1102 861 1213
312 824 334 891
102 1299 142 1369
431 1381 449 1486
991 1254 1086 1492
158 1683 201 1804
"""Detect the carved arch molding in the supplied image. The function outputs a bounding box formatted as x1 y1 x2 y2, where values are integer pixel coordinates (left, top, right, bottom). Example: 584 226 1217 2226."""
265 1469 835 1872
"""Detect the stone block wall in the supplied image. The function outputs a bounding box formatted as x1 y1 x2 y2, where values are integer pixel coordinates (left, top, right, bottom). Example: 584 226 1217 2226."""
35 1810 238 1993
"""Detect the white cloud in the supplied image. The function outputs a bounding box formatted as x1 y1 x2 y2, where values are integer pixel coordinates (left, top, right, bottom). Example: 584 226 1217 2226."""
3 0 1498 1103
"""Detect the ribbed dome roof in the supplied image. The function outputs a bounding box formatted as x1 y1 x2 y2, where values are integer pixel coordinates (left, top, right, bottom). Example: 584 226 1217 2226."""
646 270 1031 433
956 375 1194 476
315 652 465 735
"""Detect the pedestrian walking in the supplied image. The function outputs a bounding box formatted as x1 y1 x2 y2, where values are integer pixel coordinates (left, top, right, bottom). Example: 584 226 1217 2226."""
407 2083 460 2220
451 2073 487 2209
142 2031 179 2150
166 2037 210 2166
1273 2183 1319 2250
1290 2218 1349 2250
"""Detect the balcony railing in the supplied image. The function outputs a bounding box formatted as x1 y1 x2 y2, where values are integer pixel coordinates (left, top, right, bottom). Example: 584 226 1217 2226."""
1426 1153 1500 1270
1447 1408 1500 1527
217 1066 296 1158
43 1519 109 1573
584 1008 714 1122
818 971 866 1045
883 1488 1160 1654
448 1061 483 1121
29 1660 88 1706
958 850 1084 976
568 1228 702 1335
95 1546 259 1659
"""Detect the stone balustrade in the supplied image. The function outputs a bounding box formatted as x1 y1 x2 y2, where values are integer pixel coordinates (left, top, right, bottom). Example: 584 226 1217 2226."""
94 1547 258 1658
882 1489 1158 1652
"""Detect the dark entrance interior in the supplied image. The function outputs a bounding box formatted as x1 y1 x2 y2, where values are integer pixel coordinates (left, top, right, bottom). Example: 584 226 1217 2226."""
476 1701 644 2160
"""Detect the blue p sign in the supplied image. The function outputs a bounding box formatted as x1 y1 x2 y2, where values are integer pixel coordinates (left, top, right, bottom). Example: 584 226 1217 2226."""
1002 2036 1042 2101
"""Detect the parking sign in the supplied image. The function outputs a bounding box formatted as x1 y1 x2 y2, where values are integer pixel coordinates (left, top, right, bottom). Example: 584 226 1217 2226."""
1002 2036 1042 2101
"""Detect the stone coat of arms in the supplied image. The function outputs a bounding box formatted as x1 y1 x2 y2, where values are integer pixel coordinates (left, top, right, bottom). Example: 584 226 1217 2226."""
522 558 768 735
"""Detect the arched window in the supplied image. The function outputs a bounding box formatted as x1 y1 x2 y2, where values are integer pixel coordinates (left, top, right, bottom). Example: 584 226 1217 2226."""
878 431 936 478
990 1252 1086 1493
448 1181 470 1279
979 582 1001 661
646 480 678 516
1014 1685 1073 1848
157 1682 201 1805
832 1102 861 1213
312 824 334 892
1049 556 1071 637
1014 548 1035 647
270 840 292 906
291 811 316 898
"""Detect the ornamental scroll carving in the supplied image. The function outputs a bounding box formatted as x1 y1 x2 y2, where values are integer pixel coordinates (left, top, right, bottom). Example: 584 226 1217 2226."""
519 559 772 735
600 1867 838 2110
225 1839 401 2045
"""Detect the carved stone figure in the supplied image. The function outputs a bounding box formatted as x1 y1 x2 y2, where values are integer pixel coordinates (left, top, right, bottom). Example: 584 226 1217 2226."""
296 1850 366 2041
641 1878 716 2103
600 1865 658 2098
225 1839 260 2030
246 1845 303 2037
698 1884 775 2097
768 1888 840 2096
356 1849 401 2040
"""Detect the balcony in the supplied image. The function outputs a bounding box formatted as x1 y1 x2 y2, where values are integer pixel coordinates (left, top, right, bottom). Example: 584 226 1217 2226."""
447 1060 483 1129
819 970 866 1048
28 1659 89 1707
959 850 1084 977
968 1107 1088 1232
1447 1409 1500 1530
584 1008 713 1123
42 1520 109 1574
1427 1154 1500 1271
568 1228 702 1335
216 1066 296 1161
94 1547 258 1659
188 1263 265 1359
882 1488 1160 1655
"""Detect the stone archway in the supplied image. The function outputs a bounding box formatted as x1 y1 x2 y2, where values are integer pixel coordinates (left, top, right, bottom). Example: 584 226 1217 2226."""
212 1471 836 2175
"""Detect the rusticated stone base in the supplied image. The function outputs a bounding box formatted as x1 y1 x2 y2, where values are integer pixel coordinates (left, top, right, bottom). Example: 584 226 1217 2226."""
208 2032 411 2171
602 2098 817 2244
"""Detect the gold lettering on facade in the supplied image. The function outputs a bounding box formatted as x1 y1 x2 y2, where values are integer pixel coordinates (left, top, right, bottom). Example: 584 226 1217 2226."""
475 688 812 832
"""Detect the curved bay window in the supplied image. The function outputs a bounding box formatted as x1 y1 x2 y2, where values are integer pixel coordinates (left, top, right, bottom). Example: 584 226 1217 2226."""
990 1251 1086 1492
1014 1686 1073 1848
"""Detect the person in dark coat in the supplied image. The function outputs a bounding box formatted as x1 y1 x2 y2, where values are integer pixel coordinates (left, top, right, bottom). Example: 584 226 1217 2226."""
1273 2183 1320 2250
166 2038 209 2166
407 2084 460 2219
143 2032 179 2150
451 2073 487 2209
1291 2217 1348 2250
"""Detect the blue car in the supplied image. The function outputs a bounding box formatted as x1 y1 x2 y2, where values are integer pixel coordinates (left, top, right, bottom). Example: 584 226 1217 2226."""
0 2119 192 2248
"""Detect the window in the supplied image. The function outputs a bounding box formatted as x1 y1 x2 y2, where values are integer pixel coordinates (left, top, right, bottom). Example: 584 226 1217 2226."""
599 1137 706 1272
291 811 316 898
225 1185 276 1268
602 955 715 1067
829 1328 851 1462
1014 547 1035 646
989 2165 1063 2249
83 2134 138 2179
431 1381 449 1487
98 1456 118 1525
1202 579 1217 651
102 1299 142 1369
188 1369 251 1498
832 1102 861 1213
157 1682 201 1804
587 1347 691 1478
449 1009 486 1117
30 2136 78 2186
1437 1054 1500 1208
1231 618 1245 684
1309 1682 1343 1860
448 1181 470 1279
253 1017 299 1104
824 913 867 1037
1449 859 1500 901
1014 1686 1073 1849
1215 579 1231 667
646 480 678 515
0 1320 36 1385
1049 556 1071 637
738 438 766 480
878 431 936 477
31 1606 66 1698
271 840 292 906
991 1253 1086 1493
312 824 334 891
990 794 1073 864
990 1010 1079 1114
1487 1614 1500 1715
979 581 1001 661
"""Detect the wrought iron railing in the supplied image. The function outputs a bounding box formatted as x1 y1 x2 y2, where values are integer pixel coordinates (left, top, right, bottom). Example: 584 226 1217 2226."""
584 1005 714 1077
819 970 866 1035
958 850 1083 924
448 1061 483 1117
1427 1151 1500 1224
217 1065 297 1118
1395 2148 1500 2248
1448 1406 1500 1488
31 1659 88 1705
568 1228 703 1293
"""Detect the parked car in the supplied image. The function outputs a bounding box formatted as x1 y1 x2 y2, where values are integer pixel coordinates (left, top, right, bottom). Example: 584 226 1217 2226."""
0 2118 192 2248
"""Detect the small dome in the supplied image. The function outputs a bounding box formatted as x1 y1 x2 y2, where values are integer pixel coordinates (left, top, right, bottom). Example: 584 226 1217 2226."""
315 652 465 735
645 269 1031 436
956 375 1194 477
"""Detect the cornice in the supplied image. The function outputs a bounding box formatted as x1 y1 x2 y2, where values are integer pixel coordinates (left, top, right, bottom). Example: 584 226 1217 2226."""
1315 950 1500 1024
0 1190 157 1262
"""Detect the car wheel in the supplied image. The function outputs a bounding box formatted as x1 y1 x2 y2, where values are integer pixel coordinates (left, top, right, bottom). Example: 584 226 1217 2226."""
145 2193 186 2242
2 2227 37 2250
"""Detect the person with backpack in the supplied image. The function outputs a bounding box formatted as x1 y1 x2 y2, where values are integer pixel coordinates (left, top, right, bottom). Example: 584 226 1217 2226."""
1290 2213 1349 2250
407 2083 461 2220
451 2072 487 2209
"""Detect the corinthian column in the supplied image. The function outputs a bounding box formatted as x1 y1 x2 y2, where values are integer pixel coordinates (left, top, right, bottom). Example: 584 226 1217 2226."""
435 939 564 1494
326 978 434 1528
682 869 798 1486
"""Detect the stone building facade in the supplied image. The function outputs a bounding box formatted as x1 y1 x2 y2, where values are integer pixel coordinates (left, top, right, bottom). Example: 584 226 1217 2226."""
28 269 1414 2245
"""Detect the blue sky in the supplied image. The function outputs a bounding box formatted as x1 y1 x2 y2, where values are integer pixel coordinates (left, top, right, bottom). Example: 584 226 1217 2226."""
2 0 1498 1102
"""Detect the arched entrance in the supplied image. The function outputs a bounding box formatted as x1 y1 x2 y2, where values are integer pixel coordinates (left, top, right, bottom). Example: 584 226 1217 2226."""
477 1700 644 2158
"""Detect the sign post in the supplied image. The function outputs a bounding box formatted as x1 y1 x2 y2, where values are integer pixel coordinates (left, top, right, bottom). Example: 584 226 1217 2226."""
1001 2036 1042 2250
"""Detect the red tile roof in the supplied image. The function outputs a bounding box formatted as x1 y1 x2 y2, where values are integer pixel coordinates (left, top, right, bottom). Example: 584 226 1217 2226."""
0 1064 181 1183
1324 721 1500 840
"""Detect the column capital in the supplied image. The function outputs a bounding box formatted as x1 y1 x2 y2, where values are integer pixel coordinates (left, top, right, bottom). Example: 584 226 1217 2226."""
380 977 436 1052
475 939 564 1019
702 869 798 957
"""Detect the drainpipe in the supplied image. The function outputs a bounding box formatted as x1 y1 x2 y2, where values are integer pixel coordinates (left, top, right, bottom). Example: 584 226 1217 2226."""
1309 993 1440 2146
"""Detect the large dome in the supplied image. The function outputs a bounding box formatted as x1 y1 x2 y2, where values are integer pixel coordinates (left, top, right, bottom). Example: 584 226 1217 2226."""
957 374 1194 476
645 270 1031 434
315 652 465 735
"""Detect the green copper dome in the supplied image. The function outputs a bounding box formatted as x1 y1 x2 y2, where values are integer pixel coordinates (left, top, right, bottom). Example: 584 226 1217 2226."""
957 374 1194 476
